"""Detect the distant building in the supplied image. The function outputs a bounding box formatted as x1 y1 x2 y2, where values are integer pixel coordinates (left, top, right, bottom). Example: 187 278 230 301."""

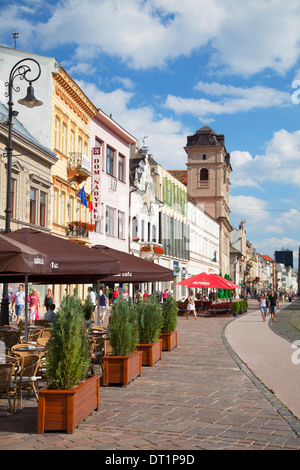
274 249 293 269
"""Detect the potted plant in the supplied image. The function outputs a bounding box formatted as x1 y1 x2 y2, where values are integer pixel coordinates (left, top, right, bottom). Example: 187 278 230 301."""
160 294 178 351
37 295 100 434
103 297 142 386
83 292 94 327
136 294 163 366
232 301 239 317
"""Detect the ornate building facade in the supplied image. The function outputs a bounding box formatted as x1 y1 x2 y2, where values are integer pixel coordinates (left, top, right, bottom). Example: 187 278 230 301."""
184 125 232 277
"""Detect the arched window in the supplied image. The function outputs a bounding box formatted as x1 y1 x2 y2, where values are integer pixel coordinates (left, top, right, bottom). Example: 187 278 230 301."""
200 168 209 181
152 225 157 242
132 216 138 239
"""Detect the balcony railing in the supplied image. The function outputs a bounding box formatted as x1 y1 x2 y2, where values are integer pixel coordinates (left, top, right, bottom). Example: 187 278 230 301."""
66 221 96 239
67 153 91 183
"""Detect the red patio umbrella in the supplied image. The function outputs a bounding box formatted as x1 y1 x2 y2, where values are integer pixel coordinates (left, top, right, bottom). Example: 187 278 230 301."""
211 274 241 289
177 272 229 289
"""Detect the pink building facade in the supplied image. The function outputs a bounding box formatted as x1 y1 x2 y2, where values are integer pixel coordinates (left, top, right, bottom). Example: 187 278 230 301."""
89 109 137 252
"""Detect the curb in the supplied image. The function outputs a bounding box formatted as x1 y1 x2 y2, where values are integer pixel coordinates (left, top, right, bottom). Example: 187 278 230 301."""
222 317 300 438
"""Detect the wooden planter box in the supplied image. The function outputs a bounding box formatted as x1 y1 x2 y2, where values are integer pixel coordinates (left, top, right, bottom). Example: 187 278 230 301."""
137 339 163 366
103 350 143 386
160 331 178 351
37 374 100 434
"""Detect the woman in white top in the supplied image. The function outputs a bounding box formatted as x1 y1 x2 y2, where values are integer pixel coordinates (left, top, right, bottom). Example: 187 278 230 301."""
185 290 197 320
259 292 268 322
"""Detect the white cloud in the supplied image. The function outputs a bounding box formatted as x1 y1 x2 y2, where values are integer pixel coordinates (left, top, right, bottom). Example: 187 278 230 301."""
2 0 300 75
164 82 291 118
230 129 300 188
77 80 189 169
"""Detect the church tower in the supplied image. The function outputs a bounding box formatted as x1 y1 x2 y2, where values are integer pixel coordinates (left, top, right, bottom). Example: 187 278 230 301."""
184 125 232 275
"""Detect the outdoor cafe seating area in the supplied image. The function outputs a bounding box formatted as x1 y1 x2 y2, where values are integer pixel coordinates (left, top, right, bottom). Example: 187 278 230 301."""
0 321 109 417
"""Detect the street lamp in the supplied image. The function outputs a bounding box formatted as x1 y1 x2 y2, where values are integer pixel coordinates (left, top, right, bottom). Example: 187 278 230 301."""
1 58 43 325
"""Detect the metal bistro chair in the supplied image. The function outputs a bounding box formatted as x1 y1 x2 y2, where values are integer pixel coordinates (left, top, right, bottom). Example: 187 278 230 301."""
40 328 51 339
0 330 21 355
28 328 43 343
90 336 105 374
16 354 41 410
0 360 19 417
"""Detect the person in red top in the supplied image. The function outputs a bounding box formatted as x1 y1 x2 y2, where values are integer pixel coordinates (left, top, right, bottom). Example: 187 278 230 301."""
162 289 169 302
113 287 119 304
143 290 149 302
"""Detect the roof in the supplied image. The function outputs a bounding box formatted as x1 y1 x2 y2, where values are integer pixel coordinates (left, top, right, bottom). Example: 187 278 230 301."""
168 170 187 186
261 255 275 262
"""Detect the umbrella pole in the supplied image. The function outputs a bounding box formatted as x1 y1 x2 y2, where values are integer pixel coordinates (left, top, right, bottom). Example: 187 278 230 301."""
97 280 100 326
25 275 28 342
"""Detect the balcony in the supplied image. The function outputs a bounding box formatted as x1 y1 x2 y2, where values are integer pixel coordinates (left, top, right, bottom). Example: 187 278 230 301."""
66 221 96 244
67 153 92 184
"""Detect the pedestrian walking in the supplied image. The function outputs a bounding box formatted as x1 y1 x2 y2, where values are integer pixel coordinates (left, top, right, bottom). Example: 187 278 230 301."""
99 290 108 323
29 299 36 324
12 284 25 325
88 287 97 322
113 287 119 304
184 290 197 320
29 288 41 320
259 292 268 321
268 289 280 321
44 288 54 312
162 289 169 302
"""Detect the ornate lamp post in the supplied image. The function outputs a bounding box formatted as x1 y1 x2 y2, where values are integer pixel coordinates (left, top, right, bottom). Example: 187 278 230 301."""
1 58 43 325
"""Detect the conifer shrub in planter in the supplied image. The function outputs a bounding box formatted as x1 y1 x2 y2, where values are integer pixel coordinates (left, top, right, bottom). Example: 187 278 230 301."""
37 295 100 434
160 294 178 351
232 301 239 317
103 297 142 386
83 292 94 327
136 294 163 366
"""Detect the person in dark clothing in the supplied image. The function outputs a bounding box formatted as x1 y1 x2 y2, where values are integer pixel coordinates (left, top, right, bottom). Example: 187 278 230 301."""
268 290 280 322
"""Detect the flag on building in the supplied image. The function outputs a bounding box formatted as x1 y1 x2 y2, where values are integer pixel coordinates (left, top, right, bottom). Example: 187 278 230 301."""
88 193 93 212
76 186 88 208
212 250 217 262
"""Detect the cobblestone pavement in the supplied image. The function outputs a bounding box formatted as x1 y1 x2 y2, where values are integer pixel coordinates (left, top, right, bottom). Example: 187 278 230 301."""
0 299 299 451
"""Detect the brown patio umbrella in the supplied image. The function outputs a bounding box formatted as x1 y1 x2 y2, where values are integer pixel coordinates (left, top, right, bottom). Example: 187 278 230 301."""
91 245 174 283
0 233 51 338
5 228 120 284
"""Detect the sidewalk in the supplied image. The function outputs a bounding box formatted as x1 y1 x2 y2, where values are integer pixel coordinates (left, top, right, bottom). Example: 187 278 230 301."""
225 300 300 424
0 300 299 450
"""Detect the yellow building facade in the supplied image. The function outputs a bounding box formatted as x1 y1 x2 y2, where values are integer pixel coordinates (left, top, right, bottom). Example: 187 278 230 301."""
51 69 97 241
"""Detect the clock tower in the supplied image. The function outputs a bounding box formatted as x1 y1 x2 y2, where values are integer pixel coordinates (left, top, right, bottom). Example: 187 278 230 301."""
184 125 232 275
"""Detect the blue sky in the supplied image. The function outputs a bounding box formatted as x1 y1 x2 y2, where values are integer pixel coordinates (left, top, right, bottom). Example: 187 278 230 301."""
1 0 300 266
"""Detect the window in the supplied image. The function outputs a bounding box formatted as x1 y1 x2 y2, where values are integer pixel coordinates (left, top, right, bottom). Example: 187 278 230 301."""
53 188 58 223
84 141 88 157
60 192 65 225
78 136 82 154
118 211 125 239
106 147 115 176
62 123 67 154
55 117 60 150
106 206 115 237
202 154 206 160
40 192 47 227
199 168 209 187
132 217 138 239
68 196 74 222
11 179 16 219
200 168 209 180
152 225 157 243
70 130 75 153
118 154 125 182
30 188 37 224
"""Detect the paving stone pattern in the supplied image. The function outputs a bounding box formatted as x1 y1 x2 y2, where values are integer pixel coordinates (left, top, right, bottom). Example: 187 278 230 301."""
0 299 299 450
